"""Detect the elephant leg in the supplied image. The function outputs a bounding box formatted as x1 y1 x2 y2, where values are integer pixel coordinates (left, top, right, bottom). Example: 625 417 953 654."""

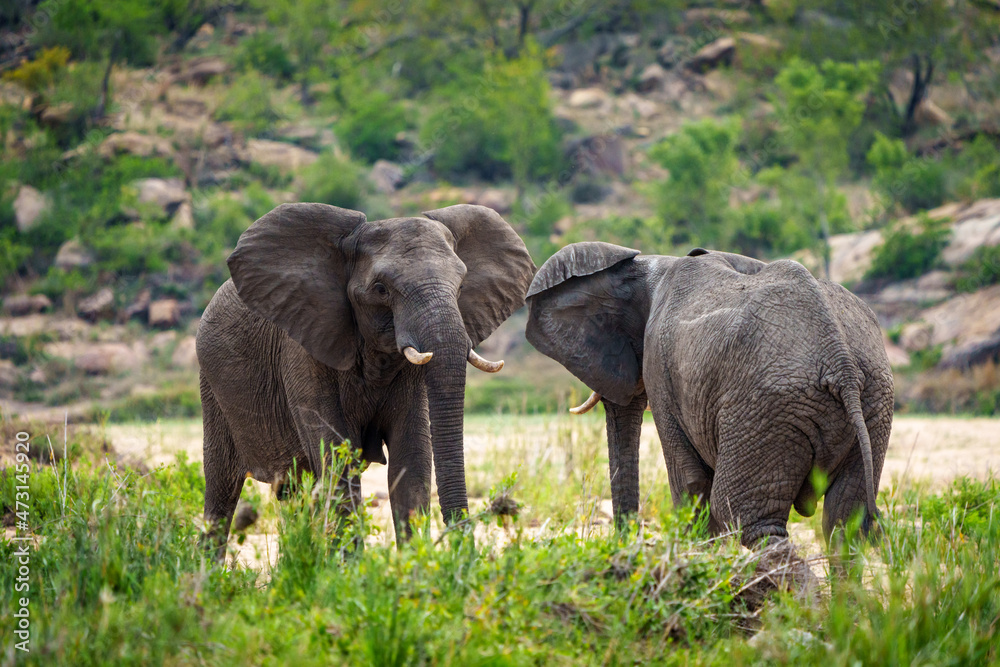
654 411 718 533
711 418 814 549
200 374 244 562
603 393 646 530
823 395 890 546
386 387 432 544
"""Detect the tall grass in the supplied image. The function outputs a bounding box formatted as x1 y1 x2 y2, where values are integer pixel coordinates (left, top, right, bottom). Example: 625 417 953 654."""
1 421 998 665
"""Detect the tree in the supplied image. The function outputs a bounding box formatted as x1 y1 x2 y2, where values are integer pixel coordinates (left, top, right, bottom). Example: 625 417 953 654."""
263 0 342 105
772 58 879 276
796 0 1000 137
34 0 165 119
649 117 741 248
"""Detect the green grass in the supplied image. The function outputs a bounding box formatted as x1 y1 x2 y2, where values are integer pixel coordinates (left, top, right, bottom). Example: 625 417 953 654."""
1 417 998 665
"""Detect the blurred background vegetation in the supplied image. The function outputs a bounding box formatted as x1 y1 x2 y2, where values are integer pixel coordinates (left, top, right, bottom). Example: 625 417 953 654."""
0 0 999 417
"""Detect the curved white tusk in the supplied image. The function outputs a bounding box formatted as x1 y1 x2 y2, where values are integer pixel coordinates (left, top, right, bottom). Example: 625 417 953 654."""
569 391 602 415
403 346 433 365
467 349 504 373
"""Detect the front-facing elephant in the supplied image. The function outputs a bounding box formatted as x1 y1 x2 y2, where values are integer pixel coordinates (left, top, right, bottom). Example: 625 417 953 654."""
525 243 893 549
197 203 535 556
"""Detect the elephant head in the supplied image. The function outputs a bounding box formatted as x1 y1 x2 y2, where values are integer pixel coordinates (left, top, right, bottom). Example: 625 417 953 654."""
525 242 650 408
226 203 536 523
525 243 764 409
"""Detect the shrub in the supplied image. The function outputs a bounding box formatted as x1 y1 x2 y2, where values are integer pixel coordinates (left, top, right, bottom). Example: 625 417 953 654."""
649 117 741 247
338 89 410 163
868 132 947 213
215 70 285 137
954 244 1000 293
865 214 950 281
1 46 71 92
298 150 367 209
422 44 562 184
953 135 1000 200
233 32 295 80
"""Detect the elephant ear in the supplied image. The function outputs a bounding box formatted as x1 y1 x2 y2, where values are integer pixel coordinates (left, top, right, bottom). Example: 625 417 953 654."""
526 242 643 406
422 205 536 347
227 203 367 371
527 242 640 297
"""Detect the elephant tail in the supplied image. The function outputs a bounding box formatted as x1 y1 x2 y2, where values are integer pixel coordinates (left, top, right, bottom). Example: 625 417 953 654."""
840 381 878 519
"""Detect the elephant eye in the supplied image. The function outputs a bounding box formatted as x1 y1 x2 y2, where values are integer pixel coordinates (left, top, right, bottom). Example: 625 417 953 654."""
373 282 388 295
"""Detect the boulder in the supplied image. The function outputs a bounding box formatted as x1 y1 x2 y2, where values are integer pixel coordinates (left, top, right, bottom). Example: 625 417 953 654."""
72 342 147 375
940 199 1000 266
98 132 175 160
171 335 199 369
245 139 318 172
130 177 189 218
148 299 181 328
882 333 911 368
656 37 691 69
735 32 782 53
77 288 115 323
369 160 404 194
566 134 627 177
913 99 953 129
150 330 178 352
13 185 50 233
175 57 228 86
636 63 667 93
54 239 95 270
567 87 609 109
900 284 1000 370
171 201 194 229
470 188 515 215
825 230 883 284
122 289 151 322
0 359 18 388
3 294 52 317
620 92 659 119
686 37 736 73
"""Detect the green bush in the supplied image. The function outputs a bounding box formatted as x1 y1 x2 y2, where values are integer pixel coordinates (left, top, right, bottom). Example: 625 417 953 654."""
650 117 740 248
233 32 295 80
298 150 367 209
955 244 1000 293
193 188 275 259
215 70 285 137
953 136 1000 200
865 214 950 281
422 44 562 184
868 132 947 213
338 89 410 163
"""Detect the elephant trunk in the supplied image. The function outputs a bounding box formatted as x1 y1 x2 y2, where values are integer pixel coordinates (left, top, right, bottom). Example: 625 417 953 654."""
398 290 470 525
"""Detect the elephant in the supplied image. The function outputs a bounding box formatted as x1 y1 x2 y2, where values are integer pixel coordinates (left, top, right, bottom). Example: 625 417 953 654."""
525 243 893 549
196 203 536 556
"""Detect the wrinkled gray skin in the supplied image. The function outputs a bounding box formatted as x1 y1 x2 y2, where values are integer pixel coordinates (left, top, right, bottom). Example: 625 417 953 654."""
197 203 535 557
526 243 893 548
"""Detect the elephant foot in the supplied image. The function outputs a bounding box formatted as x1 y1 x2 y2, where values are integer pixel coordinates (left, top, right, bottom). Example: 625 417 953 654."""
736 538 820 612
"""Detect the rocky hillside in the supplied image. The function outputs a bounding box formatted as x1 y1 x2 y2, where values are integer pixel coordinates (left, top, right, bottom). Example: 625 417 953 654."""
1 1 999 418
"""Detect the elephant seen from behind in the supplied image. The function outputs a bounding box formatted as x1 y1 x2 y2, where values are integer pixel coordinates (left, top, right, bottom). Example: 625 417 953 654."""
525 243 893 549
197 203 536 557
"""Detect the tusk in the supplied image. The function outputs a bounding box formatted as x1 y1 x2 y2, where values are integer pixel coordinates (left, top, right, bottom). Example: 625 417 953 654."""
467 349 503 373
403 346 433 365
569 391 601 415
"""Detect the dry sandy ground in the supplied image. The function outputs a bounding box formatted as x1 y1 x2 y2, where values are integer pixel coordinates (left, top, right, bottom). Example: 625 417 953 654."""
69 414 998 573
101 414 999 493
